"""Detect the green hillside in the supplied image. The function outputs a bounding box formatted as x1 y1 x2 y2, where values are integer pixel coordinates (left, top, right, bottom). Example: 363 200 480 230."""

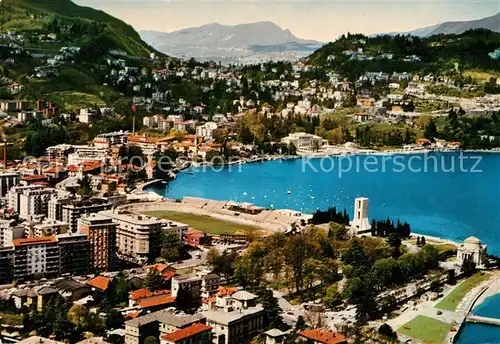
308 29 500 81
0 0 156 57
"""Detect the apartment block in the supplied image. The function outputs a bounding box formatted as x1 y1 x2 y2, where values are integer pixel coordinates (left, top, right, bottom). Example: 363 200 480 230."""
12 237 60 280
56 232 90 276
0 172 20 197
78 213 117 271
62 198 112 233
99 210 188 265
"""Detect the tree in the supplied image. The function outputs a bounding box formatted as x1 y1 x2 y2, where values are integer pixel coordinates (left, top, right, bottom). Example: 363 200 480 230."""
421 236 426 245
295 315 307 331
104 272 131 309
416 236 421 246
378 323 397 339
106 309 124 329
284 234 311 298
146 270 165 290
149 230 181 262
144 336 159 344
341 241 371 278
461 257 476 277
323 283 342 308
257 287 284 329
67 304 90 329
328 222 348 240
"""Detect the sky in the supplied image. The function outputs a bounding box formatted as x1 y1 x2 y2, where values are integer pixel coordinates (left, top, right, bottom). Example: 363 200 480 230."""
74 0 499 42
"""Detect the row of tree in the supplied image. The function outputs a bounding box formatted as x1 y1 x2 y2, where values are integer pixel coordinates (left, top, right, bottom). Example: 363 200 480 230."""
371 218 411 238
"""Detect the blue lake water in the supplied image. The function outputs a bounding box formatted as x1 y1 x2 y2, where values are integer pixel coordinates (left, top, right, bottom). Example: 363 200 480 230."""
147 151 500 342
147 152 500 254
457 294 500 344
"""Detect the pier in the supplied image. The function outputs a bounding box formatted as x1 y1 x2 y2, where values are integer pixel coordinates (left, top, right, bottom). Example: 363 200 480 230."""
465 314 500 326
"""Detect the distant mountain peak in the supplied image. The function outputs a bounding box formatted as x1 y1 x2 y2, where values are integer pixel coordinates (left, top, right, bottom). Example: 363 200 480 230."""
140 21 321 62
390 12 500 37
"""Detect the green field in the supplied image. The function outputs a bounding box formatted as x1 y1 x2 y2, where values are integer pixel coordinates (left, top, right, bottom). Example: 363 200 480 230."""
48 91 107 111
435 273 490 311
398 315 450 344
143 211 264 235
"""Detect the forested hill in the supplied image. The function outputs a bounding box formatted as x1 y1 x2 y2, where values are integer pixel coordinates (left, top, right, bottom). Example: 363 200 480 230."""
0 0 157 58
308 30 500 81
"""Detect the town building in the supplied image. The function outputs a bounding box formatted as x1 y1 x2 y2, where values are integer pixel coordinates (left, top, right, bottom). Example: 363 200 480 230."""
160 323 212 344
99 210 187 265
171 275 202 299
0 246 15 283
66 145 108 166
202 289 264 344
30 219 69 237
280 132 325 151
7 185 44 215
62 198 112 233
17 187 58 220
56 232 91 276
12 237 60 280
78 108 98 124
124 310 205 344
78 213 117 271
196 122 218 140
457 236 488 268
297 329 347 344
94 130 129 146
0 172 20 197
264 329 287 344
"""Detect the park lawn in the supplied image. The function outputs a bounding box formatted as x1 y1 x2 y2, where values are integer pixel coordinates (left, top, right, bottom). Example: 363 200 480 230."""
398 315 450 344
143 211 264 235
463 70 500 83
434 243 457 254
48 91 106 111
435 273 490 311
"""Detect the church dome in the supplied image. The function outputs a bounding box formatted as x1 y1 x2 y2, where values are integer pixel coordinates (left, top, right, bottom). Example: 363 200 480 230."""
465 236 481 244
464 236 482 250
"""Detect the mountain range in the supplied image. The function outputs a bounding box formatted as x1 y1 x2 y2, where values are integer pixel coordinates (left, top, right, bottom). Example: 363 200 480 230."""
140 22 322 63
1 0 155 58
389 12 500 37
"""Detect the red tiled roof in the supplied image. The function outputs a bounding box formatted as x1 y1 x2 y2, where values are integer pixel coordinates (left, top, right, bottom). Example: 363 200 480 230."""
162 270 177 281
298 329 347 344
137 294 176 309
148 263 168 273
217 287 237 297
13 236 57 247
126 311 140 319
202 297 216 304
87 276 112 291
161 323 212 342
130 288 170 301
43 167 66 174
22 175 47 181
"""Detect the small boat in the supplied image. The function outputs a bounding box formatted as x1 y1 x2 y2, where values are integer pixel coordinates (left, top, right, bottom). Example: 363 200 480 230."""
186 171 195 175
287 190 291 194
243 192 248 196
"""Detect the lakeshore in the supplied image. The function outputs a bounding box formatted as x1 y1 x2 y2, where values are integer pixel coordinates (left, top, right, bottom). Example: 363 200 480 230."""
146 151 500 255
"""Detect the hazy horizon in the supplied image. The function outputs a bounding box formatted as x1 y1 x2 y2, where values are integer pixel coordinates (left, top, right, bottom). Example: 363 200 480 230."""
74 0 499 42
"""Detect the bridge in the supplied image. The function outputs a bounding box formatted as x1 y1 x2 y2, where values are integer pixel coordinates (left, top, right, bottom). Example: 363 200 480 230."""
466 314 500 326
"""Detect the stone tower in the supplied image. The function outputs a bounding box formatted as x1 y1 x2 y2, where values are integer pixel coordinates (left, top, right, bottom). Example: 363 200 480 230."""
350 197 372 236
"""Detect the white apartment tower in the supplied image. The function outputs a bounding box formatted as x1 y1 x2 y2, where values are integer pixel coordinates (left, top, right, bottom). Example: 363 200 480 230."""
350 197 371 235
